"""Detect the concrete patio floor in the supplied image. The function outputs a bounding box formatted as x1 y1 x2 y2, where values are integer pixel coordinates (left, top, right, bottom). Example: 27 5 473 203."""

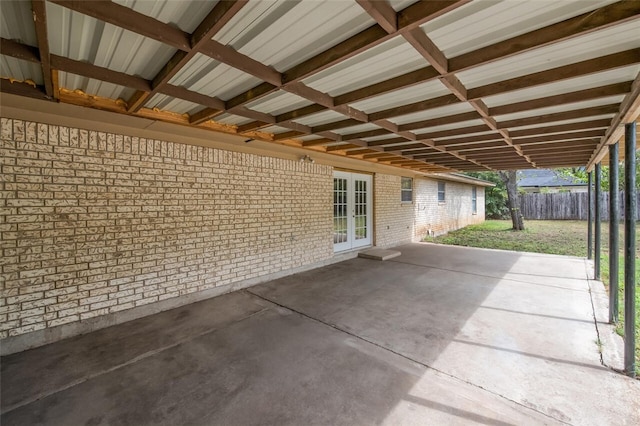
2 243 639 425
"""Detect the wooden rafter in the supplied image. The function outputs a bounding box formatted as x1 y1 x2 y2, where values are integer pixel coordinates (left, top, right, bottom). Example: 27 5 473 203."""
509 119 612 138
31 0 53 99
49 0 191 51
490 82 632 116
587 69 640 169
126 1 249 112
3 0 638 172
449 1 640 72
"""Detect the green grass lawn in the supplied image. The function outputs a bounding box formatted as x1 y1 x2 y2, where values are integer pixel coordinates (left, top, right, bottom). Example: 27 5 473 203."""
425 220 640 375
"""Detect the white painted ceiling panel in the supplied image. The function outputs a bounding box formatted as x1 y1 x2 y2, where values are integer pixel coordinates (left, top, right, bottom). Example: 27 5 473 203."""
291 134 322 142
290 109 348 127
214 113 254 126
0 56 42 85
507 115 615 130
246 91 313 116
357 134 392 142
458 20 640 89
484 65 640 108
261 125 293 134
433 132 503 142
1 0 37 45
46 3 176 80
170 53 262 101
350 79 451 114
303 37 427 96
389 0 420 11
388 102 477 126
422 0 618 58
58 71 136 100
215 0 374 72
410 119 487 134
113 0 218 33
145 93 202 115
332 123 381 135
494 95 626 122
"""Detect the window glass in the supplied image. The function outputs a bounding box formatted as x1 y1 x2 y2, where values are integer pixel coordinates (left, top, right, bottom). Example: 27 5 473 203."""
438 181 445 202
401 177 413 202
472 187 477 213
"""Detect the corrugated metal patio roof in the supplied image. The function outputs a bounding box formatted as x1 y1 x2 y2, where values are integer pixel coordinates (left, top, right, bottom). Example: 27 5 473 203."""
1 0 639 173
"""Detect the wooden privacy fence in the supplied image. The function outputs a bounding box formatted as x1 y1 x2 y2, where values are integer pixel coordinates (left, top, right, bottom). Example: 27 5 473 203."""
519 191 640 220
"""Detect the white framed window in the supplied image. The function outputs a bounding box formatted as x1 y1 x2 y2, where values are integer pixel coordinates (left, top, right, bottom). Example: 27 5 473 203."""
472 187 477 214
401 177 413 203
437 181 446 203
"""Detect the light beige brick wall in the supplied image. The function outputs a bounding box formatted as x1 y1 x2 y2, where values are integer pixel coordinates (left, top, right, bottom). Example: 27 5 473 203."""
0 118 333 340
414 179 485 237
374 174 414 248
374 174 486 248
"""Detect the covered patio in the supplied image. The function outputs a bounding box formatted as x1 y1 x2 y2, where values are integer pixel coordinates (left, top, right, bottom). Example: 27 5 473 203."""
3 243 639 425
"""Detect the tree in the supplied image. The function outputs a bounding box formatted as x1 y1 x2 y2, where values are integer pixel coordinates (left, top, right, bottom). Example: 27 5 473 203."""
499 170 525 230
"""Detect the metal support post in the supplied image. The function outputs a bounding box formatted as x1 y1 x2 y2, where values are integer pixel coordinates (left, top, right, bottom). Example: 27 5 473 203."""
624 122 636 377
609 143 619 323
588 172 593 260
594 163 601 280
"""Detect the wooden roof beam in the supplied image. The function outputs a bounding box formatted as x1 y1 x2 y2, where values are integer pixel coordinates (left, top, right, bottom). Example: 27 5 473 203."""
519 139 600 151
31 0 54 99
225 0 469 110
126 1 248 112
369 94 460 121
514 129 606 145
366 137 411 147
449 1 640 72
342 128 391 141
434 132 504 147
497 104 620 129
402 111 481 132
332 9 640 110
587 69 640 169
276 104 327 123
334 66 439 106
301 138 336 147
356 0 397 33
508 119 612 138
403 27 448 74
50 0 191 51
490 82 632 116
0 79 49 100
469 48 640 99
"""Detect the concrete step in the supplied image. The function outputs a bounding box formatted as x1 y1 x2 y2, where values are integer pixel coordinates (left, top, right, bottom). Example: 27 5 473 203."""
358 248 401 261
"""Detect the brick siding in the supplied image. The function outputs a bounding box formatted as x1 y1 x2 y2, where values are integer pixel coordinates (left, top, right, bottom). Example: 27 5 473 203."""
0 118 333 339
374 174 485 248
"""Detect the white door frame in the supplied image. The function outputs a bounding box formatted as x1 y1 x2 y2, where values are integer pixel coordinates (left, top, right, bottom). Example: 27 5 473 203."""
333 171 372 252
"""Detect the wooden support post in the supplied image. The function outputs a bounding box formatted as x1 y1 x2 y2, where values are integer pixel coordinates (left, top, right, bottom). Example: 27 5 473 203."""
623 122 636 377
609 143 620 324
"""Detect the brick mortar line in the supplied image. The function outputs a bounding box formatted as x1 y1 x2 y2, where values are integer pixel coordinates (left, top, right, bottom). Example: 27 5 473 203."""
245 289 573 425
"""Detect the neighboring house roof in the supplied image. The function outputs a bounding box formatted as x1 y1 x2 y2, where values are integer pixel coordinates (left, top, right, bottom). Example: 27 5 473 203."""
518 170 586 188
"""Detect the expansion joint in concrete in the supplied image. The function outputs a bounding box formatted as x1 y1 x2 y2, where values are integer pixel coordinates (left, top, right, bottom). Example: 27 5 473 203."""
244 289 573 425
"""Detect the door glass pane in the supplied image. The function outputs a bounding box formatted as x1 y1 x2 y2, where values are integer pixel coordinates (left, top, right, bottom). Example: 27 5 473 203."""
354 179 367 240
333 178 348 244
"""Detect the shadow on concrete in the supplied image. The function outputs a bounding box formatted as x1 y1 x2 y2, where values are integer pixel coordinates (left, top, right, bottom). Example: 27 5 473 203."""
2 243 638 425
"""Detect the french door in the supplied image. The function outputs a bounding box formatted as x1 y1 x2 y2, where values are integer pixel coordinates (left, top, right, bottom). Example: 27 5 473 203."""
333 171 372 252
